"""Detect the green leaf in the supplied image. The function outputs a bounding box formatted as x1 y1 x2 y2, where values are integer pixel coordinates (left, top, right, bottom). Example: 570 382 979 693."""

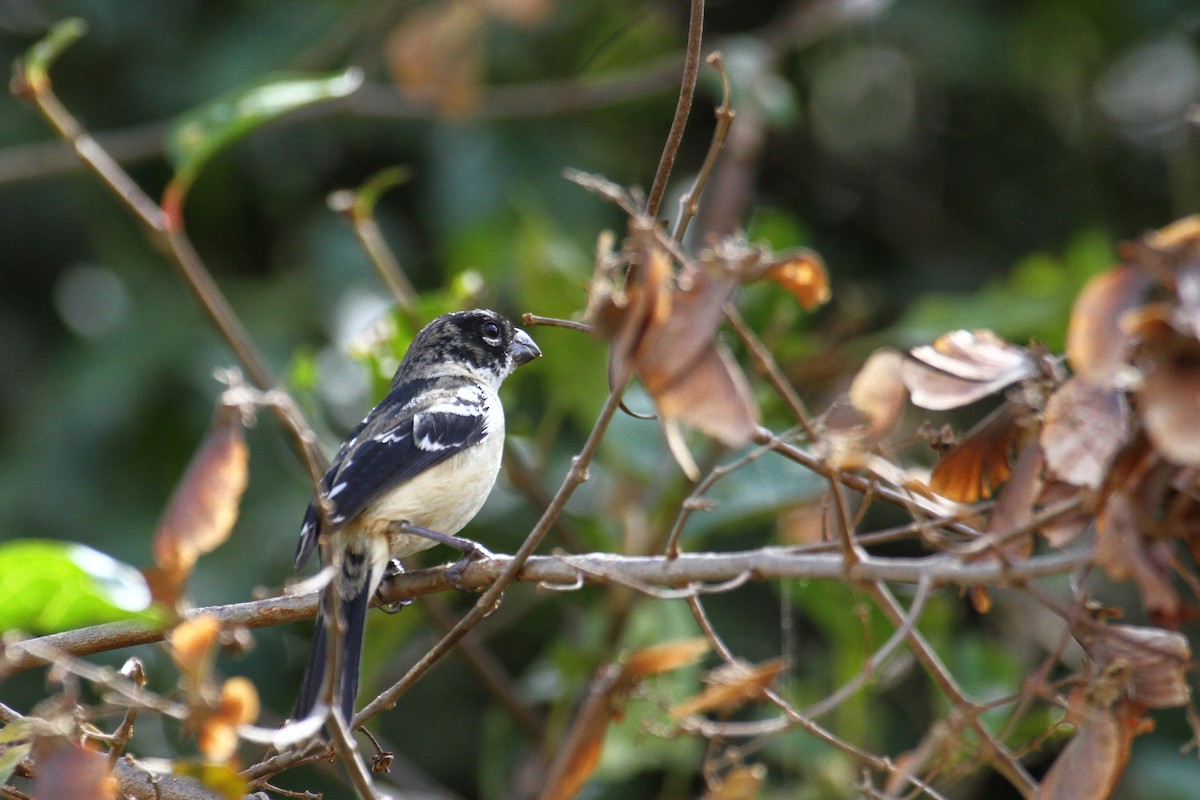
165 68 364 197
0 718 56 784
0 540 164 634
19 18 87 93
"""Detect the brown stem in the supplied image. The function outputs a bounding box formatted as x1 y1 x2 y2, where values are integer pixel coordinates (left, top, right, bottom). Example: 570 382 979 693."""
674 52 735 242
644 0 705 218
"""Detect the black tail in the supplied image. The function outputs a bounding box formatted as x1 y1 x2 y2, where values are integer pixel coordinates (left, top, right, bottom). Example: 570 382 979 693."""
293 557 373 724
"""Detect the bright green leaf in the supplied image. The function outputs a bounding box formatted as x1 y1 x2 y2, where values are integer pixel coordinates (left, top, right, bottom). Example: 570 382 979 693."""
0 540 164 634
166 68 364 196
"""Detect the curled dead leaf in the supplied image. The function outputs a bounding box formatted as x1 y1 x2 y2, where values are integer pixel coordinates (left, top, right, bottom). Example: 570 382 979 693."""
1041 378 1128 488
1031 703 1125 800
760 250 831 310
1088 625 1191 709
903 330 1036 411
605 230 758 478
849 348 908 439
620 638 710 681
1095 491 1181 620
1137 346 1200 466
197 676 261 762
669 659 785 720
1066 265 1150 387
152 407 248 606
929 404 1022 503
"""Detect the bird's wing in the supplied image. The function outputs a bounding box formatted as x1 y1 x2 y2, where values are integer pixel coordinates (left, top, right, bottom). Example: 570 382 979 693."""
294 379 490 569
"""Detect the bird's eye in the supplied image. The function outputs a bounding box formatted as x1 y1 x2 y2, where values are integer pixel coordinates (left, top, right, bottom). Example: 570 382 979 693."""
482 321 502 343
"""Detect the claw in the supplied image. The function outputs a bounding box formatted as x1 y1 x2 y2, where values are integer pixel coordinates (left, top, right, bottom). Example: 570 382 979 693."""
376 558 412 613
446 541 494 587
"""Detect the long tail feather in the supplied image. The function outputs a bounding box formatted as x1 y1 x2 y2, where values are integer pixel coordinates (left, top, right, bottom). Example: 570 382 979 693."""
294 549 377 724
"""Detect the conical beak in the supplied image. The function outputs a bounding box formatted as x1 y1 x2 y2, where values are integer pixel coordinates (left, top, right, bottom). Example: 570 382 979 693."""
512 328 541 366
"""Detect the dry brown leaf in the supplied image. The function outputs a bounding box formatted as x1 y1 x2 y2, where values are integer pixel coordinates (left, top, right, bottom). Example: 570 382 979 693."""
903 330 1036 411
385 0 484 116
607 234 758 478
197 676 260 762
32 738 116 800
168 614 221 685
1095 491 1181 620
620 638 710 681
540 640 709 800
669 659 785 720
1041 377 1129 488
776 499 830 546
1088 625 1191 709
760 250 831 310
650 342 758 449
983 444 1043 551
1146 214 1200 249
1031 703 1124 800
152 407 248 605
849 348 907 438
1137 347 1200 466
701 765 767 800
1066 265 1150 386
929 404 1021 502
964 443 1043 613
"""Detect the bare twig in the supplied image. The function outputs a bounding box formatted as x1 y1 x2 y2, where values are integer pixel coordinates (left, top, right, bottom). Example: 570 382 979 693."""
327 168 422 331
674 52 735 242
13 48 328 482
644 0 706 218
803 574 933 719
0 547 1092 678
105 658 145 766
325 709 384 800
419 596 545 742
865 582 1038 797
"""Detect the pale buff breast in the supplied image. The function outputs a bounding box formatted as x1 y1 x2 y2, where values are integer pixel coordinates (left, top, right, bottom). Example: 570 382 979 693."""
360 400 506 559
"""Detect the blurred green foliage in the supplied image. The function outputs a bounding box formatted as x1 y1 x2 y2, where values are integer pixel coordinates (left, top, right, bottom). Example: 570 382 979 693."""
1 0 1199 798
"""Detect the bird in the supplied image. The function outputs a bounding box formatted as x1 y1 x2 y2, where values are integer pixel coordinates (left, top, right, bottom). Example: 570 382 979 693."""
292 308 541 724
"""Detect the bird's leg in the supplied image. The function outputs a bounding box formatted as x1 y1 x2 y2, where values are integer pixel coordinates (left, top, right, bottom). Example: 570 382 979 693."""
376 558 412 614
396 522 494 585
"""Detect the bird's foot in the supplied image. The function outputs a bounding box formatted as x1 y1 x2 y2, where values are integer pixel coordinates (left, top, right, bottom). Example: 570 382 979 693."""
446 540 495 587
376 558 412 614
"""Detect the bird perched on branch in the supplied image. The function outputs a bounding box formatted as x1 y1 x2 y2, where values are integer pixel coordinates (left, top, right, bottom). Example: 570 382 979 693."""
293 309 541 724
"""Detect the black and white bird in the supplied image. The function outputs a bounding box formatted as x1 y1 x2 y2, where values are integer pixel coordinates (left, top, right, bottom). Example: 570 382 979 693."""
293 309 541 724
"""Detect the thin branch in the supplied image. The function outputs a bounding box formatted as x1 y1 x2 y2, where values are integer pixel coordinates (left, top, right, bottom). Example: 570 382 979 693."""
0 547 1092 678
522 314 594 334
325 709 384 800
674 52 734 242
684 594 892 771
644 0 705 218
803 573 933 719
729 311 817 439
664 428 795 557
419 596 545 742
327 168 422 331
865 582 1038 797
